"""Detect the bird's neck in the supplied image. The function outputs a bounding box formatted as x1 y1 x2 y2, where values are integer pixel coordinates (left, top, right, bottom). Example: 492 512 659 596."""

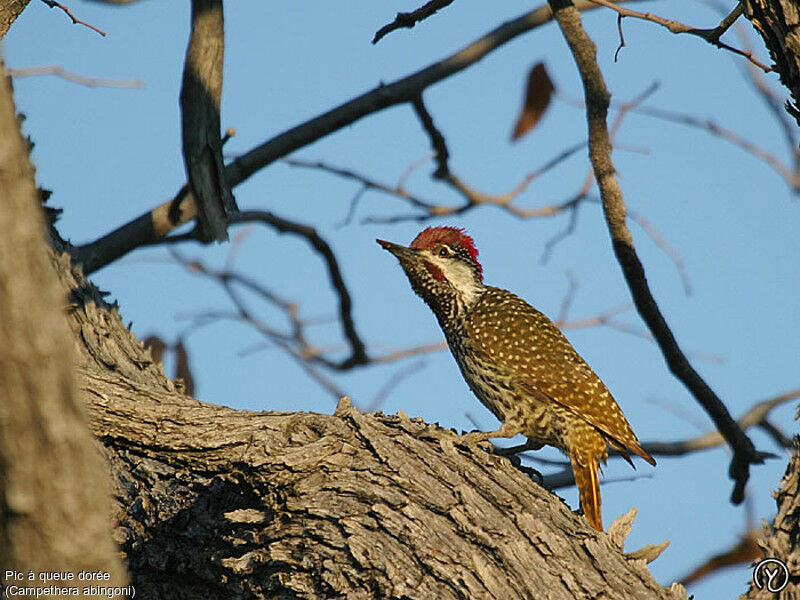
431 283 486 331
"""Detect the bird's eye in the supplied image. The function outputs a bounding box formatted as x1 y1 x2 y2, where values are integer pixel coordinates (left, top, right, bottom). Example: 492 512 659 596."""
438 247 450 257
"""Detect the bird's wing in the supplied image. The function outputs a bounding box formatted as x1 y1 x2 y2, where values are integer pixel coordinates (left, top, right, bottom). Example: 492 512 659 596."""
467 288 655 465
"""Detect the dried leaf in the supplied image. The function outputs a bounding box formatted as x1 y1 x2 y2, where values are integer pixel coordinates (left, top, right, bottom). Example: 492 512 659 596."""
511 62 555 141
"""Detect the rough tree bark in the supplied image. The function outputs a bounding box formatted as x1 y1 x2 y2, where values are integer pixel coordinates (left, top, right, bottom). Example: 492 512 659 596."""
0 0 29 39
56 252 685 598
743 438 800 598
0 67 126 593
745 0 800 125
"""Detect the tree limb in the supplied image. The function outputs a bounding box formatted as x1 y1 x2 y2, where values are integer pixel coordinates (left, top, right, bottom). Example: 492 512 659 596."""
547 0 768 504
70 0 636 274
180 0 237 242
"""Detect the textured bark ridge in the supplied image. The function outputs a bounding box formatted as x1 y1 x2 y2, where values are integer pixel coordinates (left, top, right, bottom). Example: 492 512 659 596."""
744 437 800 598
52 247 686 598
746 0 800 124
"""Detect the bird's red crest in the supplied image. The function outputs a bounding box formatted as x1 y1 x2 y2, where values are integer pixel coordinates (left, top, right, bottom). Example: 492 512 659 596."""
410 227 482 278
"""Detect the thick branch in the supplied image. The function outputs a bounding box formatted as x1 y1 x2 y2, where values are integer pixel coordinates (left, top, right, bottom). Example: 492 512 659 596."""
180 0 237 242
547 0 767 504
79 363 687 599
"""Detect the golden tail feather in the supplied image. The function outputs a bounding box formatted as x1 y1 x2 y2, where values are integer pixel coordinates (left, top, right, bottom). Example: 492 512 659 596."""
571 453 603 531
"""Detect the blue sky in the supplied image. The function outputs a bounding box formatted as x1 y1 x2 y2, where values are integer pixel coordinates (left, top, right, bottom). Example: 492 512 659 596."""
6 1 800 596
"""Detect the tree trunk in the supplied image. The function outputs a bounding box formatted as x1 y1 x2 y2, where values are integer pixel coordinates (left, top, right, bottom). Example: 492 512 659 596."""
0 66 127 595
745 0 800 125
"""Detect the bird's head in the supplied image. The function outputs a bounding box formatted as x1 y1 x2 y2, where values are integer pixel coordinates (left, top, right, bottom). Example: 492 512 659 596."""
377 226 485 317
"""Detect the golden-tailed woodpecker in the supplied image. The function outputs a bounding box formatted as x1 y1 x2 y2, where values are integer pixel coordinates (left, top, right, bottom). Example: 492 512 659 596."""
377 226 655 531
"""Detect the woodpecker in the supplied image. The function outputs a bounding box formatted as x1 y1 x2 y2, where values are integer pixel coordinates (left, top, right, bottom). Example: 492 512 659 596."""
377 226 655 531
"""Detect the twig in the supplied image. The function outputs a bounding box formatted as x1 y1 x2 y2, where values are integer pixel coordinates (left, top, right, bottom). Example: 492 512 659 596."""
586 0 771 72
364 360 427 412
627 209 692 295
635 104 797 186
712 2 800 190
548 0 767 504
40 0 106 36
7 65 142 88
637 387 799 456
614 14 625 62
525 388 796 490
170 253 348 400
706 1 744 44
556 271 578 322
228 210 368 370
373 0 456 44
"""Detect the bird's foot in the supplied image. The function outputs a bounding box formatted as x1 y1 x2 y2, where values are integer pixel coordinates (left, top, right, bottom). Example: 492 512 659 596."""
495 438 544 456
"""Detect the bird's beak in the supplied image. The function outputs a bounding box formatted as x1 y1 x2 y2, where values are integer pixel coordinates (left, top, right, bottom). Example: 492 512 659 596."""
376 238 416 260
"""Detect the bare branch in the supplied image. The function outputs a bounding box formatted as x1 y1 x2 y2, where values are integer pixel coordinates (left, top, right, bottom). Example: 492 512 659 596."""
627 209 692 295
8 65 142 88
180 0 237 242
633 104 799 190
706 1 744 43
71 1 635 273
522 388 797 491
227 210 368 370
373 0 455 44
40 0 106 36
548 0 768 504
587 0 771 72
364 360 427 412
637 387 799 456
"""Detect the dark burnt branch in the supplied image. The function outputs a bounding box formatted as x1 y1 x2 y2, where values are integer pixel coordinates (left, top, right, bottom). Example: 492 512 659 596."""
373 0 456 44
70 0 623 274
587 0 770 72
626 209 692 295
706 1 744 43
180 0 237 242
141 206 371 374
40 0 106 36
227 210 368 370
548 0 768 504
71 184 195 274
